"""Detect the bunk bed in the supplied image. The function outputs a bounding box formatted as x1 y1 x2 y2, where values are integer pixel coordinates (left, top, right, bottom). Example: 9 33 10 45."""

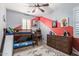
2 27 36 56
13 29 35 49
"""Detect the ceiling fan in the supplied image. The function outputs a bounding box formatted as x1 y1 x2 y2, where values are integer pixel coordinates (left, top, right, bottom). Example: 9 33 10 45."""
29 3 49 13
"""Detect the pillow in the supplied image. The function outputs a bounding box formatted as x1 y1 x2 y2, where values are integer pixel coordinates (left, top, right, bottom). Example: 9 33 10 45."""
6 27 14 33
8 27 14 32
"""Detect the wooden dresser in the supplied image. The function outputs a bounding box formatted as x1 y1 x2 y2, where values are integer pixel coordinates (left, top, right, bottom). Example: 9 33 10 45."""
47 35 73 55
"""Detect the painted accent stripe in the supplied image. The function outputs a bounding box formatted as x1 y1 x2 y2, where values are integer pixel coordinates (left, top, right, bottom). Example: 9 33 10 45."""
33 16 73 36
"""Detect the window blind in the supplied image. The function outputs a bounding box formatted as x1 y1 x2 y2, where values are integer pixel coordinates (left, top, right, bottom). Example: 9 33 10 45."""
73 9 79 38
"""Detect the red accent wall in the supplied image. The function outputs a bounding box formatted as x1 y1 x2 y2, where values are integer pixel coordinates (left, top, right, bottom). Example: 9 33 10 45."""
38 16 73 36
39 16 61 28
51 26 73 36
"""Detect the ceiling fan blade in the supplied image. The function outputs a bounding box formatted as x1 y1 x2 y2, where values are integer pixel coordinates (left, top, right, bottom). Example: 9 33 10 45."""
32 9 35 13
32 8 36 13
29 4 37 7
40 3 49 7
32 7 36 13
38 7 44 12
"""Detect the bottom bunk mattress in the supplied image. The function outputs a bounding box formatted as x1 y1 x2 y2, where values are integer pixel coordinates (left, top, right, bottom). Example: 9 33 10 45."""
13 40 33 49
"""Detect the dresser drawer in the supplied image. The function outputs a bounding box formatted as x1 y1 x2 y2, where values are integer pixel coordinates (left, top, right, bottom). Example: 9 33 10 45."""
47 42 56 48
56 41 70 48
62 47 72 54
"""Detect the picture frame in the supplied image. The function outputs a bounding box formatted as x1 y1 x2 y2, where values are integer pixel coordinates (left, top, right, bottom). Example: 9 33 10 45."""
61 17 69 27
52 20 57 28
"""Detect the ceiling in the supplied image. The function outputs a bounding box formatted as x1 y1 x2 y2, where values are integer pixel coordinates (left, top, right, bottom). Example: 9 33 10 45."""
5 3 79 16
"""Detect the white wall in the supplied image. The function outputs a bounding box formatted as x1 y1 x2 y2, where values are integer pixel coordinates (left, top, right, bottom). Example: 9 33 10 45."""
39 22 51 44
5 3 53 16
0 4 6 49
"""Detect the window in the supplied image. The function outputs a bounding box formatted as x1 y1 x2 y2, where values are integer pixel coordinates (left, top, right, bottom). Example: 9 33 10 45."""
22 18 31 29
73 8 79 38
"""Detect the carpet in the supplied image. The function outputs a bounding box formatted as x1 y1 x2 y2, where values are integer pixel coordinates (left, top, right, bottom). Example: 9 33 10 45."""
14 45 68 56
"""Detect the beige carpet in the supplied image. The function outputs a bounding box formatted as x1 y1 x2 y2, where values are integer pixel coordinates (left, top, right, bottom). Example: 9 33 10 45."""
14 45 68 56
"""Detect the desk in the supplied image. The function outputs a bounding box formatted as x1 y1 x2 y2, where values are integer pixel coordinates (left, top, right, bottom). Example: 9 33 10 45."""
33 29 42 46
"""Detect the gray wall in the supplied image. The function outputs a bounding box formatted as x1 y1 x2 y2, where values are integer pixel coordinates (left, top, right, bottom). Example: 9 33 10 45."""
43 3 77 26
51 4 73 26
6 9 35 28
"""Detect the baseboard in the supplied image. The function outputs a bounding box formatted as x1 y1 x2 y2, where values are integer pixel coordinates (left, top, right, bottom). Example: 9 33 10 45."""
72 48 79 55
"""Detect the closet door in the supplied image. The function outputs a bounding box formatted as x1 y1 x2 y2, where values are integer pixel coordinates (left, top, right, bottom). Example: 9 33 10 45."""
73 8 79 38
